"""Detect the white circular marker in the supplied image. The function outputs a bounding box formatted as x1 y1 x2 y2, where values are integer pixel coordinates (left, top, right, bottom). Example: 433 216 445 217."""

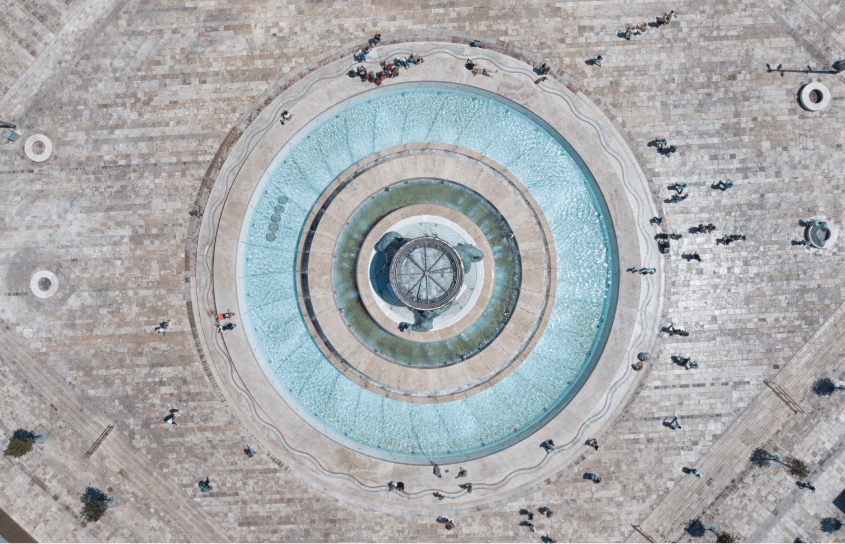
30 270 59 298
24 134 54 162
799 82 831 112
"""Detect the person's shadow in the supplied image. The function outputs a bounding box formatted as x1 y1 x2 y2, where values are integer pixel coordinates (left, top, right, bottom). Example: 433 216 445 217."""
584 59 599 66
436 516 449 524
662 420 675 429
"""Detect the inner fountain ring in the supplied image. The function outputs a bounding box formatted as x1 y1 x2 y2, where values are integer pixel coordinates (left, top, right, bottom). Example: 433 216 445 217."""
298 152 552 400
360 205 493 336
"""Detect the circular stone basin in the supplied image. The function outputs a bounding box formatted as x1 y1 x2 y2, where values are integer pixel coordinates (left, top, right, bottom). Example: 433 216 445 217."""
238 86 617 463
390 237 463 311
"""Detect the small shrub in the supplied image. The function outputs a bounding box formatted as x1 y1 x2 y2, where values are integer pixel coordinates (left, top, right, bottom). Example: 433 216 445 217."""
685 518 705 538
80 487 108 523
4 438 33 457
716 531 738 543
820 517 842 533
82 500 107 523
813 377 835 396
787 457 809 478
750 447 770 468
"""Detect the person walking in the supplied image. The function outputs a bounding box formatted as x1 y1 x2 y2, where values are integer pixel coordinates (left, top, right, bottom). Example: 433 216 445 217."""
456 468 467 478
669 417 682 430
587 438 599 450
431 461 441 478
594 55 603 67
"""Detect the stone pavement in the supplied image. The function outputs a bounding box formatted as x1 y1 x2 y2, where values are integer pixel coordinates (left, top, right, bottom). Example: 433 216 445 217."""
0 322 232 542
628 299 845 542
0 0 844 541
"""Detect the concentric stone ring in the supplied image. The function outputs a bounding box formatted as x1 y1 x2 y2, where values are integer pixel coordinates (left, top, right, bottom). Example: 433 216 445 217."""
296 146 553 402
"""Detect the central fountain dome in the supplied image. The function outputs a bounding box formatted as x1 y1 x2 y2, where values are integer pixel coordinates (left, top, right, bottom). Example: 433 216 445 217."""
389 236 464 311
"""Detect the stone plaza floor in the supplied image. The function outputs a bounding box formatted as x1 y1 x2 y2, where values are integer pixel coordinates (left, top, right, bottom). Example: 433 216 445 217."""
1 0 845 542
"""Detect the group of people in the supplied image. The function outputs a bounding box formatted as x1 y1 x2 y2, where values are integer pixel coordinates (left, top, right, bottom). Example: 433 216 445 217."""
718 234 746 245
351 55 423 86
218 310 236 332
520 506 557 544
656 138 678 155
623 11 676 39
623 22 650 40
465 59 496 77
677 356 699 370
657 10 676 26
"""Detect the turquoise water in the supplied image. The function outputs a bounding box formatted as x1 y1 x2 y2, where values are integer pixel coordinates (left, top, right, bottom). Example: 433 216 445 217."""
240 87 616 463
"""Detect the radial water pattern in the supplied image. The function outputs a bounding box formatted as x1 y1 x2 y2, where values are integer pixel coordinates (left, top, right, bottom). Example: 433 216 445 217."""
240 88 615 462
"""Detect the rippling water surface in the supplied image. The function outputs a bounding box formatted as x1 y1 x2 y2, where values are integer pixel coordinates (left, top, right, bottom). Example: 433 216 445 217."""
240 88 615 462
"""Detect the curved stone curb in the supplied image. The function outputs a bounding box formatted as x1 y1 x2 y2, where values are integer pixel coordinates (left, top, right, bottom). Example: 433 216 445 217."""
185 34 664 513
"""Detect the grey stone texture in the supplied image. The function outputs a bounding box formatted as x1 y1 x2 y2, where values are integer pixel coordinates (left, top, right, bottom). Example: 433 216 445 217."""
0 0 844 542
